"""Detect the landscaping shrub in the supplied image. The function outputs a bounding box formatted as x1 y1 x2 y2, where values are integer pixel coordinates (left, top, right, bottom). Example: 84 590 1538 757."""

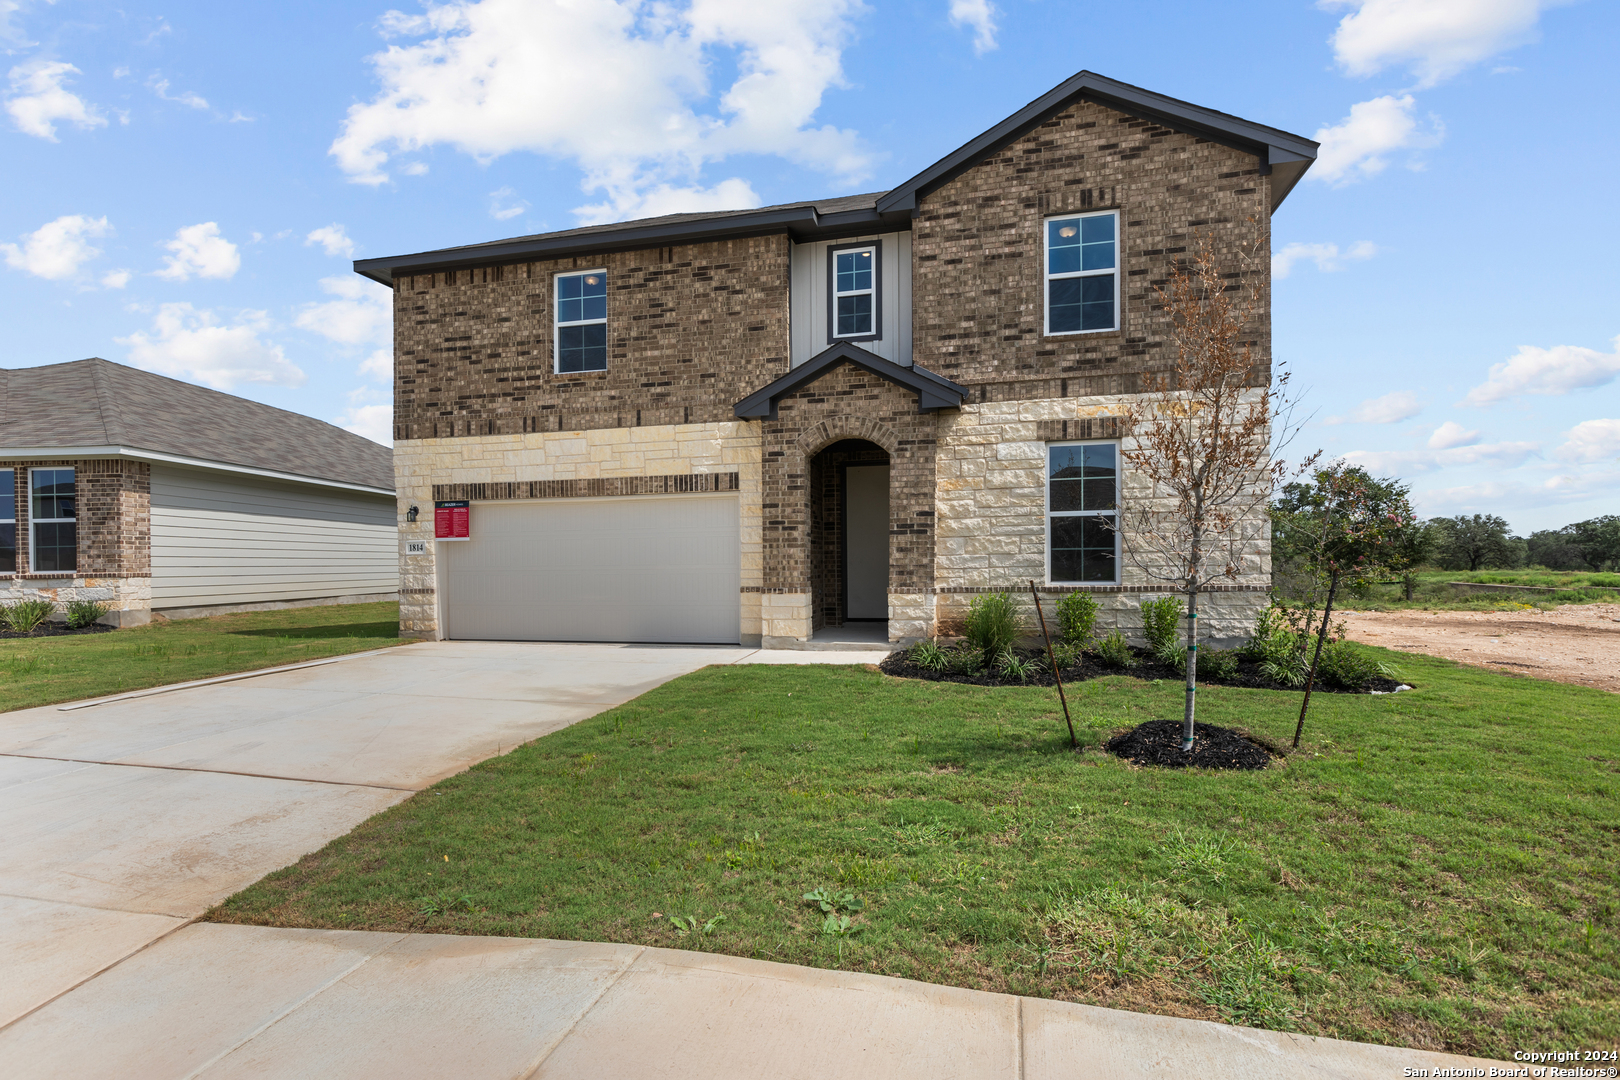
65 599 110 630
1194 647 1239 682
1 598 55 634
1241 604 1308 687
945 643 985 675
908 638 950 672
1315 641 1393 691
963 592 1020 663
1045 641 1080 672
1139 595 1184 661
1094 630 1134 668
995 649 1037 684
1055 591 1099 649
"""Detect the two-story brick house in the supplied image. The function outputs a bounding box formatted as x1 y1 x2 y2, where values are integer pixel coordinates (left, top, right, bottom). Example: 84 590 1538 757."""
358 71 1317 648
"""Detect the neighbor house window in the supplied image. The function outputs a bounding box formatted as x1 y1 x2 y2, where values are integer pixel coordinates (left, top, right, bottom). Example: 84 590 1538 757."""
29 467 76 574
828 242 880 341
0 469 15 573
1045 210 1118 334
555 270 607 373
1047 442 1118 583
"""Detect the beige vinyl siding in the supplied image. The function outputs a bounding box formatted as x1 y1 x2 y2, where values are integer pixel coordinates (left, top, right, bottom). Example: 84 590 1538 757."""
150 464 397 608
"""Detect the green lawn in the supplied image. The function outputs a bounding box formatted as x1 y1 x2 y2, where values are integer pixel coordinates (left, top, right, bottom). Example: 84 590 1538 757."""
0 601 411 712
1344 569 1620 612
211 647 1619 1058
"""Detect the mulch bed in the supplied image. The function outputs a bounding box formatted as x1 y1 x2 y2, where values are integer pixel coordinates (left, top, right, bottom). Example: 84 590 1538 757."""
0 622 118 640
1106 719 1274 770
878 645 1403 694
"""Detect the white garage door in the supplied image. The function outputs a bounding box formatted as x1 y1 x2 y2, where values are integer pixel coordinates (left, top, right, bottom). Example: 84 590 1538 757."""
442 495 740 643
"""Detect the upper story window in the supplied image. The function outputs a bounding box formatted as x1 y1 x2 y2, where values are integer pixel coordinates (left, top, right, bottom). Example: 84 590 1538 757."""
555 270 607 373
1047 442 1118 584
828 242 880 341
30 467 76 574
1045 210 1118 335
0 469 15 573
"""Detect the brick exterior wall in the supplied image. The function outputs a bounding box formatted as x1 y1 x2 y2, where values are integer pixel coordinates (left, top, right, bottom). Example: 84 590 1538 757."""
392 235 791 441
911 97 1272 403
1 458 152 625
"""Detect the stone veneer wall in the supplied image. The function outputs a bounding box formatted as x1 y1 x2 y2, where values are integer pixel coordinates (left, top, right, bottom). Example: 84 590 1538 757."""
393 422 762 640
758 360 940 645
931 395 1270 647
1 458 152 626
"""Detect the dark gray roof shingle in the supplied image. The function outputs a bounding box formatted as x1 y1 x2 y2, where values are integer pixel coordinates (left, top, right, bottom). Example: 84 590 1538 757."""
0 359 394 491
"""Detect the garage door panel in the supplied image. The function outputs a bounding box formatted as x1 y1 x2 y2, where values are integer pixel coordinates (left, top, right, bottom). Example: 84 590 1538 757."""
443 496 740 643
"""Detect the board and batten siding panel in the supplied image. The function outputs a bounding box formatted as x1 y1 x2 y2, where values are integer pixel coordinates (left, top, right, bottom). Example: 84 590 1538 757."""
149 464 398 607
790 231 912 368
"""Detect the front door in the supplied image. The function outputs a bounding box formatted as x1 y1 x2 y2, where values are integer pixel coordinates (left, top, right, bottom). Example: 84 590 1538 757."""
844 465 889 620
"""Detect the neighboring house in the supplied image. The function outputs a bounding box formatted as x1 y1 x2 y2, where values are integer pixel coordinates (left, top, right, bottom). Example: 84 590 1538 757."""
357 71 1317 648
0 358 398 626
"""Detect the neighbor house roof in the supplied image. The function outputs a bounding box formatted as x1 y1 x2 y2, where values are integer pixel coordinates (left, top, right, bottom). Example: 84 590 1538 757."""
355 71 1317 288
0 358 394 493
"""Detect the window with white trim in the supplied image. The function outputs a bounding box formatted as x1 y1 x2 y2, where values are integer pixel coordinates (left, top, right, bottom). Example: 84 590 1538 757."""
1046 442 1118 584
0 469 15 573
1044 210 1119 335
829 243 879 340
29 467 76 574
555 270 607 373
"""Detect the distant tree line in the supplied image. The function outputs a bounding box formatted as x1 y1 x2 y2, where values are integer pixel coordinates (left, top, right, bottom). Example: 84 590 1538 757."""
1422 513 1620 573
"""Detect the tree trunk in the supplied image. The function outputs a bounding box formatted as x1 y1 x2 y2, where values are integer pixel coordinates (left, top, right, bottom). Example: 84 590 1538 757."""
1292 568 1340 749
1402 572 1416 602
1183 584 1199 751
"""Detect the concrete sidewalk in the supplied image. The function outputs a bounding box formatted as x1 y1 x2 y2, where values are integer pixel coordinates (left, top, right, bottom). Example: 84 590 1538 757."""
0 639 1506 1077
1 924 1504 1078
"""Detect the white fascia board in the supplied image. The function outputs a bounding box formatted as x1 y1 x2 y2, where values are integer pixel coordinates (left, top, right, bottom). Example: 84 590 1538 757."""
0 445 395 497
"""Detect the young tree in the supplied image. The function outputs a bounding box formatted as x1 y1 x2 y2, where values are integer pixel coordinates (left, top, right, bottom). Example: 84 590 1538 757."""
1117 232 1312 751
1273 464 1417 747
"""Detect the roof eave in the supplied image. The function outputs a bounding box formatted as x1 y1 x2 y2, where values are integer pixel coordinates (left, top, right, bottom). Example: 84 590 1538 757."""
734 343 967 421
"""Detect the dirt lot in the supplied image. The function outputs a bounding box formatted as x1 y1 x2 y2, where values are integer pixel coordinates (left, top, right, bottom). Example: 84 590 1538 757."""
1338 602 1620 694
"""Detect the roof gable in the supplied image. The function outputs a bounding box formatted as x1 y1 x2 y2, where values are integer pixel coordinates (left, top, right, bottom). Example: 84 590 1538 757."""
877 71 1317 215
733 343 967 421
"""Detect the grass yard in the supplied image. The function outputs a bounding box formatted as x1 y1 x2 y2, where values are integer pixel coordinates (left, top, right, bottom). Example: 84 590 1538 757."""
1348 569 1620 612
210 647 1620 1059
0 601 410 712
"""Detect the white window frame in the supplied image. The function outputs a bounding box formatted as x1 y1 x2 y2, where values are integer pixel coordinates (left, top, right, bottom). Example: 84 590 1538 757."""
1044 440 1121 586
828 241 881 342
553 268 608 374
0 468 14 574
1043 209 1120 337
28 466 76 575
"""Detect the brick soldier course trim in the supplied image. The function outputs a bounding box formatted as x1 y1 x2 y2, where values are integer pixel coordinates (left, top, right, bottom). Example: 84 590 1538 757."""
432 472 739 502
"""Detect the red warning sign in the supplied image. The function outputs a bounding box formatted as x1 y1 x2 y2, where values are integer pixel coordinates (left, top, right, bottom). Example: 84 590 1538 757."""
434 500 470 540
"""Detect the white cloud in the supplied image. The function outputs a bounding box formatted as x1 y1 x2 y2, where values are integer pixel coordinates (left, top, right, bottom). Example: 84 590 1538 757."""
1427 420 1479 449
331 0 869 223
100 268 130 289
360 349 393 379
151 77 209 111
295 275 392 346
1 214 110 280
401 161 430 175
1417 468 1620 514
1555 419 1620 465
1462 334 1620 406
156 222 240 281
1323 0 1553 88
488 186 528 221
336 403 394 445
1310 94 1442 184
5 59 106 141
1324 390 1423 425
2 1 30 46
1272 240 1377 279
948 0 998 54
305 224 356 257
117 303 304 390
1343 439 1539 475
572 176 759 225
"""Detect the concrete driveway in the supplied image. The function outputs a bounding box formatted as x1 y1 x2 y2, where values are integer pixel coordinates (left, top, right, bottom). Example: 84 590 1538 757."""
0 640 1504 1078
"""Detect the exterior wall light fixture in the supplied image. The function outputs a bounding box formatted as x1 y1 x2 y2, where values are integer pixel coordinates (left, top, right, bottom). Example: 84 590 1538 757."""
406 505 419 523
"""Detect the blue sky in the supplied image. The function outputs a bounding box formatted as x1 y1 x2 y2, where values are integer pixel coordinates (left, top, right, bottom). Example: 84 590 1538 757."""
2 0 1615 533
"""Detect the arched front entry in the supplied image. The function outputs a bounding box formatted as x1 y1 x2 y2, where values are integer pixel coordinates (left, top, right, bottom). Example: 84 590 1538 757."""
808 438 890 633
